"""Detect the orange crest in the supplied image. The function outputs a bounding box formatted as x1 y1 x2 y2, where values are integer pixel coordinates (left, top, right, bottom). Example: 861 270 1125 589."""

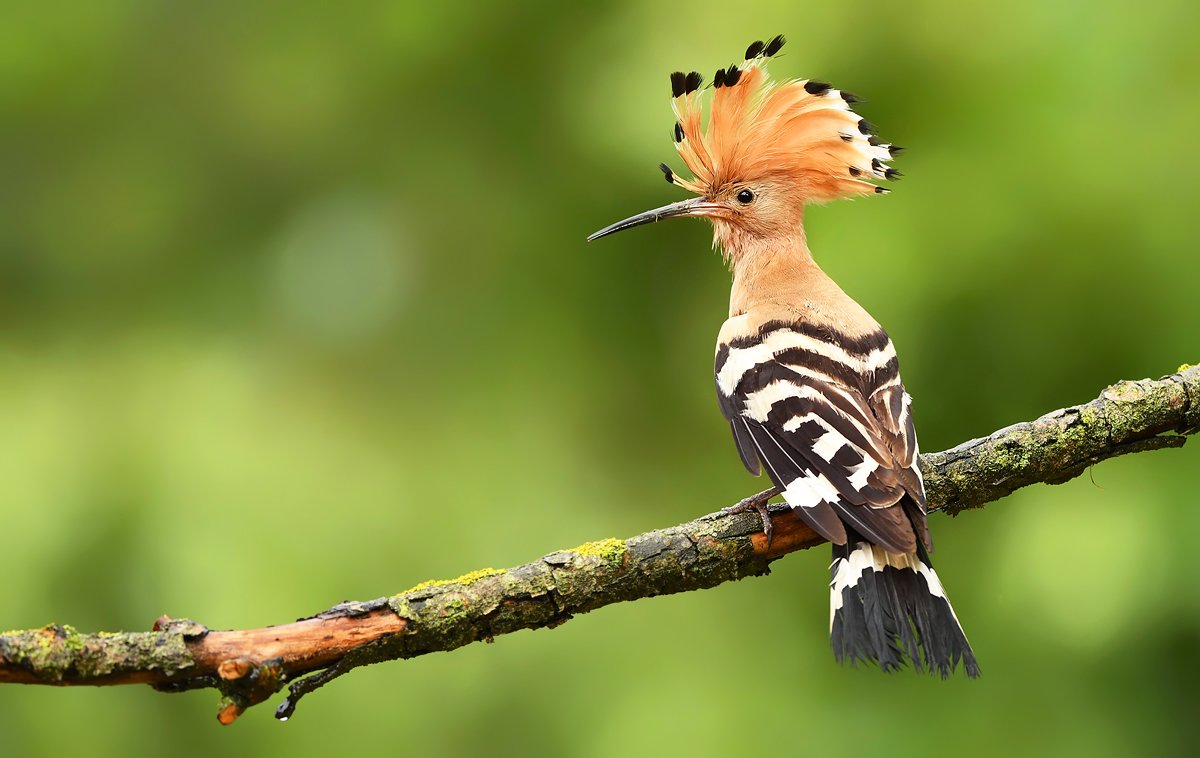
665 35 901 202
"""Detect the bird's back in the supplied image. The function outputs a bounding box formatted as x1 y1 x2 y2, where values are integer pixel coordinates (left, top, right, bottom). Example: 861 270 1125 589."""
715 249 976 677
716 249 926 552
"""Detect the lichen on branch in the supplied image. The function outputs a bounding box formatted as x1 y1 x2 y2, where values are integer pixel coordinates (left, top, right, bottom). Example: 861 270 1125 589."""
1 366 1196 724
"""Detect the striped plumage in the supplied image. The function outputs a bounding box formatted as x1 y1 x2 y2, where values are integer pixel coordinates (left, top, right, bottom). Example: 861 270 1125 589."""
716 317 918 552
589 35 978 677
717 267 977 677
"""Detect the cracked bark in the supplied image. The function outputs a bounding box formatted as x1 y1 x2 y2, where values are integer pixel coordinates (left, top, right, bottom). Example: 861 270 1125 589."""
1 366 1197 724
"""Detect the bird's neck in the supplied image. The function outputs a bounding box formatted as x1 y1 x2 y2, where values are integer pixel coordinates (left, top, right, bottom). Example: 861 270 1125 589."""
725 233 880 338
727 233 820 317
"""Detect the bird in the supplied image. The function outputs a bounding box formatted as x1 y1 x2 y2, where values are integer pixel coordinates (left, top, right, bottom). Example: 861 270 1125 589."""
587 35 979 678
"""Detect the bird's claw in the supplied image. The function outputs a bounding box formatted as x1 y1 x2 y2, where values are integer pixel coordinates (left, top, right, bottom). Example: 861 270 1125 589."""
721 488 778 548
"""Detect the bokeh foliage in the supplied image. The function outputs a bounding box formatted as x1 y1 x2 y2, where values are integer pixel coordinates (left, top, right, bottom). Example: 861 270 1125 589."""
1 1 1197 755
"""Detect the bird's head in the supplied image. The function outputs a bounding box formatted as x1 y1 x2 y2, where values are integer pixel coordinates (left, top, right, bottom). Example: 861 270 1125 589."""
587 35 902 261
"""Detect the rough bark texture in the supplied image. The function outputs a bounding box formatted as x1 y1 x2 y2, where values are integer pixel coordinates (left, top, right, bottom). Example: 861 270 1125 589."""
2 366 1197 724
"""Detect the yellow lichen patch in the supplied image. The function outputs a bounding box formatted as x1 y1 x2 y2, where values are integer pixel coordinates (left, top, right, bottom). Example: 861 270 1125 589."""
403 568 505 595
1178 363 1194 373
569 538 627 565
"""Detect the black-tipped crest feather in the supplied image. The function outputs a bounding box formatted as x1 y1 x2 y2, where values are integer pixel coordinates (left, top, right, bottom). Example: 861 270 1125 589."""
663 38 903 202
670 71 687 98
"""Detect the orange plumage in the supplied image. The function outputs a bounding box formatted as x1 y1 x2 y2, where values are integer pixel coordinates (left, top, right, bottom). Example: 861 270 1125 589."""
666 35 901 203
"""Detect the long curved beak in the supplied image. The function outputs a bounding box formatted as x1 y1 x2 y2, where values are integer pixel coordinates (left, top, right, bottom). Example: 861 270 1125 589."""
586 198 724 242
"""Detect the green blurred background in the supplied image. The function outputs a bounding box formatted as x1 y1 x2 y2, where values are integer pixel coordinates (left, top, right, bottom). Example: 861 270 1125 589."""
2 1 1197 755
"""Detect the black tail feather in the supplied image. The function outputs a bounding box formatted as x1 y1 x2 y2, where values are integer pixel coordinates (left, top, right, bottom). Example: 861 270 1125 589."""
830 540 980 678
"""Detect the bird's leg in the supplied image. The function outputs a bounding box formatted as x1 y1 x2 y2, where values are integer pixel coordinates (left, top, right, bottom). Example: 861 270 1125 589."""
720 486 780 547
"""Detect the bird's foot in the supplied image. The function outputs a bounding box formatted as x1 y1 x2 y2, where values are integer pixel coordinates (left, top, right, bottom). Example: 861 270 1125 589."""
720 487 779 548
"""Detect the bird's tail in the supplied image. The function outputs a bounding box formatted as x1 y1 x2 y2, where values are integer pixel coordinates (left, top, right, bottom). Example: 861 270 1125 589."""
829 539 980 678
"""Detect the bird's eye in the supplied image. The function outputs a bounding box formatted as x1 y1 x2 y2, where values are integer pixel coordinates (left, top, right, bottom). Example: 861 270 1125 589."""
736 189 755 204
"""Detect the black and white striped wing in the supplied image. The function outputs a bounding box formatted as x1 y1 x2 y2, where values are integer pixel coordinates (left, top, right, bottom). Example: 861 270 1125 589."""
715 321 927 554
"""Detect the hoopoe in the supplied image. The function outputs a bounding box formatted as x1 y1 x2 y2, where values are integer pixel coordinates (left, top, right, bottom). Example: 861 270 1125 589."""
588 35 979 677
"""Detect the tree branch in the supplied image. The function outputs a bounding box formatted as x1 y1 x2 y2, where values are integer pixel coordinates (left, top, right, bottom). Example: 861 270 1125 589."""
2 366 1197 724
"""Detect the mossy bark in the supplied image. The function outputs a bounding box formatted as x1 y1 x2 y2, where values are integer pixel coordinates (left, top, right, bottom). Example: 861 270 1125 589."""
1 366 1196 723
923 368 1198 514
